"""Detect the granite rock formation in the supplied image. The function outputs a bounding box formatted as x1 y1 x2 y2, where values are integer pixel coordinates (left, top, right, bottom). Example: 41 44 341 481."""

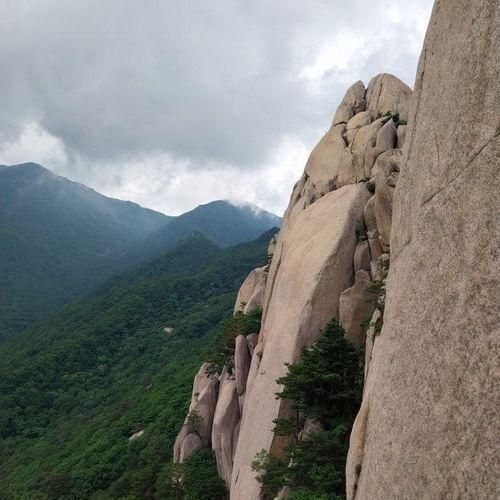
172 4 498 496
171 70 412 496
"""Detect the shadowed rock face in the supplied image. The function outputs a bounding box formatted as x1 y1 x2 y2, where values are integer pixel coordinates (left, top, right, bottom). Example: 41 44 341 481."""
339 270 375 346
212 378 240 486
234 335 251 396
347 1 500 498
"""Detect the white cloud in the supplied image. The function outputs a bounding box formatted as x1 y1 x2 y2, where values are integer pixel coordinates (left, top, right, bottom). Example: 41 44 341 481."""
0 122 67 168
0 0 434 215
70 135 309 216
300 30 366 81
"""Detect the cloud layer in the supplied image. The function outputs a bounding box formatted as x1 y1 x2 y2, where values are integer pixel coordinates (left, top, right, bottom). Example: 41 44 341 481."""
0 0 433 215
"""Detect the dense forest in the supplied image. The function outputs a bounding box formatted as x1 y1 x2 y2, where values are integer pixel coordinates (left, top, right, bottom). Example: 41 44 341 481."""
0 230 275 499
0 163 170 339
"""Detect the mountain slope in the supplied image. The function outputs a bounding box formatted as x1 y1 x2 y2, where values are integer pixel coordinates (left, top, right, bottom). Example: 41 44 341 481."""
0 164 281 339
0 229 275 499
133 200 282 263
0 163 171 338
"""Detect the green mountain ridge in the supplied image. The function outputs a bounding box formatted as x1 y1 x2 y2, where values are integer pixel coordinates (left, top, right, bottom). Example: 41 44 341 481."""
0 163 281 339
132 199 282 264
0 163 171 339
0 229 276 499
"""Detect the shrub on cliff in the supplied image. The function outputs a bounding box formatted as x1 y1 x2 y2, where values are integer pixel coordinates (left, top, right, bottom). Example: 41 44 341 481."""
252 319 363 499
378 110 407 126
156 449 227 499
276 319 363 426
207 307 262 373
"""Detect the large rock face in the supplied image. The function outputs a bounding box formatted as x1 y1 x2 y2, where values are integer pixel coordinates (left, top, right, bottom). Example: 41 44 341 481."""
228 71 411 499
347 1 500 498
231 184 370 499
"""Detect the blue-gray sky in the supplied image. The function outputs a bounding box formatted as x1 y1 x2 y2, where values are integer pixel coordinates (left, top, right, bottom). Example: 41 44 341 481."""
0 0 433 215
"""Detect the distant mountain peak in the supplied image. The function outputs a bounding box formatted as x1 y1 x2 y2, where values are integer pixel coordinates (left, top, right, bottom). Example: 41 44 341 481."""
1 161 54 176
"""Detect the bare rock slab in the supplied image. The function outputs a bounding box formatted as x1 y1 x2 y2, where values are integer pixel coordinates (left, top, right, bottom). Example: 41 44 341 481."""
231 184 370 499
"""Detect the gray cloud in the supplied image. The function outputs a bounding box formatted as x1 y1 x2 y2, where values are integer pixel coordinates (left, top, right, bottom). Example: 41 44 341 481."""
0 0 433 214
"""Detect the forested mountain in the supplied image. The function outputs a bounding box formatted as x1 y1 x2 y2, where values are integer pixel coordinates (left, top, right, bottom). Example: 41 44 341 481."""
0 163 280 338
0 229 275 498
133 200 282 264
0 163 170 338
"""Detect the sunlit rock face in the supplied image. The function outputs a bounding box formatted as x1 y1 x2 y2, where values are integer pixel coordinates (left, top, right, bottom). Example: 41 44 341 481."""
230 72 411 499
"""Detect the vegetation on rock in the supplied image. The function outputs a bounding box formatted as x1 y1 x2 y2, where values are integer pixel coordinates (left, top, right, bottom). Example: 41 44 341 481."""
377 110 407 126
207 307 262 374
252 320 363 499
156 449 227 499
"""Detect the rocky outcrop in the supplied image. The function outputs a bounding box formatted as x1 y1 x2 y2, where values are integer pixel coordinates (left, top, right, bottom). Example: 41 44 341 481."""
173 71 413 497
173 239 274 485
173 364 219 462
245 333 258 356
372 149 400 251
339 270 375 345
353 241 370 273
232 184 370 499
179 433 203 463
234 335 251 396
230 73 411 499
347 1 500 498
234 266 267 314
171 3 498 496
365 73 412 121
333 81 366 126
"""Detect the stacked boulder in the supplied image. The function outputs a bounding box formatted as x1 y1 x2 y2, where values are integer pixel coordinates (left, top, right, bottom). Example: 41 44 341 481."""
173 241 275 487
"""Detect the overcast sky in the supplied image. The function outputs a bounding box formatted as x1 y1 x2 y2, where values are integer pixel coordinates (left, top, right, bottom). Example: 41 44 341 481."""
0 0 433 216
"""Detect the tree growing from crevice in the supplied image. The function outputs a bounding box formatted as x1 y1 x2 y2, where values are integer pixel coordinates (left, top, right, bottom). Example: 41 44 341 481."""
252 320 363 499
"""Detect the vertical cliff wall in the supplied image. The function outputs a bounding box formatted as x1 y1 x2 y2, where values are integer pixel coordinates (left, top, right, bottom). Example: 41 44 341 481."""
347 1 500 498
